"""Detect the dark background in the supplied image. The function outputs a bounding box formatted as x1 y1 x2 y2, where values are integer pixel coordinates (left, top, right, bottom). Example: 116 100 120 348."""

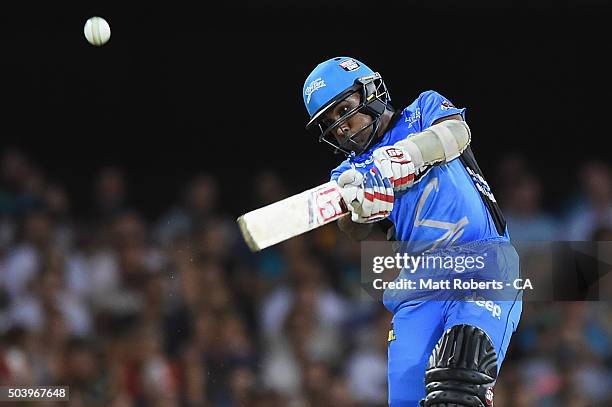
1 3 610 219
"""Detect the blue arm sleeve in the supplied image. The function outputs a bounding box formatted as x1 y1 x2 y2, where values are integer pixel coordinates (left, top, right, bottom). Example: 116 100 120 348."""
418 90 466 129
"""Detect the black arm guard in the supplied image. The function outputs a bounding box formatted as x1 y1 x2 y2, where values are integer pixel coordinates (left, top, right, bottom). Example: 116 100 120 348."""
421 324 497 407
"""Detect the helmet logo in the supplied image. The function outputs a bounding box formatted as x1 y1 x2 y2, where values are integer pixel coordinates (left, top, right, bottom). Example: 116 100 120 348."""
339 59 360 72
305 78 326 104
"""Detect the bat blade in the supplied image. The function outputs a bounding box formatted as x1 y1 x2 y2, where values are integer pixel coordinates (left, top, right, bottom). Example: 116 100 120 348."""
237 181 348 251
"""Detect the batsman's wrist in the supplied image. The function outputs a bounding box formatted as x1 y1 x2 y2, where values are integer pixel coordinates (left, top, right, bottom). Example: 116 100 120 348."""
338 215 373 240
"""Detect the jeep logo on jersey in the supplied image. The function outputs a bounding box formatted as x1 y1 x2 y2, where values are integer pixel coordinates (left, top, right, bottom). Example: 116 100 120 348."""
385 147 405 159
465 294 502 320
339 59 360 71
305 78 326 104
485 387 494 406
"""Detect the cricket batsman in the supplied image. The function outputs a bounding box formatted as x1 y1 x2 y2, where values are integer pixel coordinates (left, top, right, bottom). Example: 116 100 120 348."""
303 57 522 406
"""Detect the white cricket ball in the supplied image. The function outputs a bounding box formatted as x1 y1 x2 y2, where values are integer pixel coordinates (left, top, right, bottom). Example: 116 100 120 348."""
84 16 111 46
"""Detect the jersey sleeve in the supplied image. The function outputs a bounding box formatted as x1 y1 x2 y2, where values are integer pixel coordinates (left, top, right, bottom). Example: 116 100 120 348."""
330 159 352 182
418 90 466 129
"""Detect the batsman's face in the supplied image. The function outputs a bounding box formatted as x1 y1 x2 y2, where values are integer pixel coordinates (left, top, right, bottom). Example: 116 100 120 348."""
322 93 374 152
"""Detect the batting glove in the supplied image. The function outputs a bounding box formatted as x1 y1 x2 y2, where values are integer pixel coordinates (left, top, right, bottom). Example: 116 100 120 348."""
372 145 416 192
337 168 394 224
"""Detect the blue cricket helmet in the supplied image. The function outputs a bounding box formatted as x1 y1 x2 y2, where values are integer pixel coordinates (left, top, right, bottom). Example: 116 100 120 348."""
303 57 375 121
302 57 392 155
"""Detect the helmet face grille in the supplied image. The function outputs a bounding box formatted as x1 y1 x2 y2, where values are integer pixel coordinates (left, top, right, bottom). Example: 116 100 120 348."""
312 74 391 157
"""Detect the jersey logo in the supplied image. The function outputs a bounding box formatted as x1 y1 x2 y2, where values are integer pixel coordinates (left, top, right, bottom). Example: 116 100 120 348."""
404 107 421 128
464 294 502 319
440 100 455 110
466 167 497 203
414 177 469 251
350 156 375 168
305 78 326 104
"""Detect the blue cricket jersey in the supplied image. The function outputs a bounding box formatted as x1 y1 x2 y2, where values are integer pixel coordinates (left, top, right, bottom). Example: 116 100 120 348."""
331 90 508 254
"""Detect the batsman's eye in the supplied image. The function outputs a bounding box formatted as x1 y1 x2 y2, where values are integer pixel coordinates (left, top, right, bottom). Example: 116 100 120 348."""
321 118 334 128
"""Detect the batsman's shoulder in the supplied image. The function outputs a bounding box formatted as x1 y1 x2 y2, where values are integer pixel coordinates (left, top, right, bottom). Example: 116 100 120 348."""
417 89 447 100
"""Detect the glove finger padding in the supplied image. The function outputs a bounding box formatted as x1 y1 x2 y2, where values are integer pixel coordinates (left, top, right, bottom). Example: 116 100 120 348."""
372 145 416 192
374 155 394 184
396 159 415 191
337 169 364 211
359 168 393 223
360 171 375 218
337 168 364 188
378 168 394 217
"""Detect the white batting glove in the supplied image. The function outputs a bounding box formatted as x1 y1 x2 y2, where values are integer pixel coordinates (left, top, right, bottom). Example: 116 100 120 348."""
337 168 394 224
372 145 416 192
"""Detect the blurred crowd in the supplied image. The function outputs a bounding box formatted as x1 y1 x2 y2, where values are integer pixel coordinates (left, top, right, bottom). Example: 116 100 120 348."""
0 147 611 407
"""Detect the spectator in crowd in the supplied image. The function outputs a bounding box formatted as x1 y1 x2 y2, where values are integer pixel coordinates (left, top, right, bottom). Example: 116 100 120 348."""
93 166 128 221
259 251 349 341
565 161 612 240
1 148 34 214
346 305 389 406
495 153 559 241
44 183 74 252
154 173 220 247
252 170 288 207
1 149 46 250
503 173 559 241
494 153 529 205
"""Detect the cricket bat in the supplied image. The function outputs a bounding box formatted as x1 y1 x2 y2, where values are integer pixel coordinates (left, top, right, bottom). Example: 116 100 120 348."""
238 120 470 252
